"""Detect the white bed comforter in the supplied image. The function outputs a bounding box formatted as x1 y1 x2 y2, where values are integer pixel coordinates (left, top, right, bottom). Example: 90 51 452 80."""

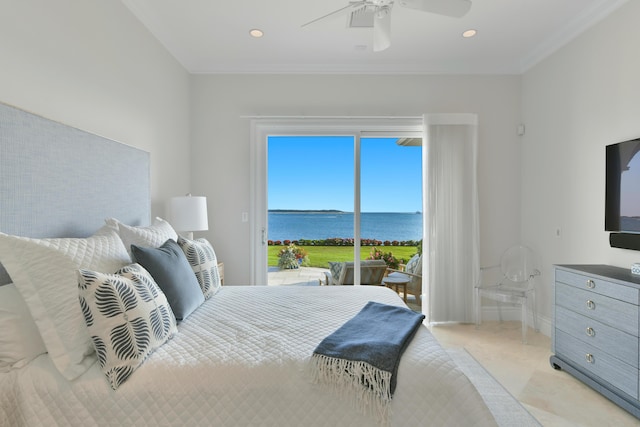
0 285 497 427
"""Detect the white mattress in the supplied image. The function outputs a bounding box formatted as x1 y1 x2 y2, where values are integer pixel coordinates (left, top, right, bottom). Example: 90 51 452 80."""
0 285 498 426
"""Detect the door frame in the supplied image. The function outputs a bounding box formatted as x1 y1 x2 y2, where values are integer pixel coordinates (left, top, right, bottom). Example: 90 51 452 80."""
250 116 422 285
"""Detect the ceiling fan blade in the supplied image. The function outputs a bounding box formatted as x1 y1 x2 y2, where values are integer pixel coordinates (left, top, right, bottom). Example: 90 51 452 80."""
399 0 472 18
301 1 366 28
373 7 391 52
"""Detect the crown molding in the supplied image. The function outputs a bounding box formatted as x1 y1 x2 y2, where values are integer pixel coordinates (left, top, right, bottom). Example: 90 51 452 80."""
519 0 629 73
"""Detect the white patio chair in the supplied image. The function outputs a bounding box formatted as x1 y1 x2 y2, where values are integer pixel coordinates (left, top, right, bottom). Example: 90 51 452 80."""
321 260 388 286
385 253 422 304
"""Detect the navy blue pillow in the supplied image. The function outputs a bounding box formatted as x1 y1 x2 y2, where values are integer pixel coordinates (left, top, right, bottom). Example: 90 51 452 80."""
131 239 204 321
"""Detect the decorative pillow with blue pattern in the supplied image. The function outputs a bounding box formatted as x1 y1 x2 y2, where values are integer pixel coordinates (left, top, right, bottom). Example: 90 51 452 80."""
177 236 221 299
77 263 177 390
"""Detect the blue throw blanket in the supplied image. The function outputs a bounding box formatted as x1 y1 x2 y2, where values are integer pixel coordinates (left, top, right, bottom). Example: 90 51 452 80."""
309 301 425 420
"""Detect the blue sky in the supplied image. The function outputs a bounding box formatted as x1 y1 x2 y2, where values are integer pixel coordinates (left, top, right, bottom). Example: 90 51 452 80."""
268 136 422 212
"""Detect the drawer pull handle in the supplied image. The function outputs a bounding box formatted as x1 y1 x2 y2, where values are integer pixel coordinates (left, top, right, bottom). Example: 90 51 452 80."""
586 279 596 289
586 353 595 364
586 300 596 310
586 327 595 337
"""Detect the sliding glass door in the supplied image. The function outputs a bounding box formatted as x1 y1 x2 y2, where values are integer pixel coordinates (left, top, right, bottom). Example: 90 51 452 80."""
250 118 423 287
264 134 422 288
267 136 355 283
360 137 423 248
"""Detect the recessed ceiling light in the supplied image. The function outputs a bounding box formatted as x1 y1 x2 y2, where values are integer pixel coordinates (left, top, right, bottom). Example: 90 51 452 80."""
249 29 264 38
462 29 477 38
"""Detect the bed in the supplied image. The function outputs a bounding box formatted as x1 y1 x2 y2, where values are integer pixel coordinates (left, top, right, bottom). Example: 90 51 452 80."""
1 285 499 426
0 102 499 426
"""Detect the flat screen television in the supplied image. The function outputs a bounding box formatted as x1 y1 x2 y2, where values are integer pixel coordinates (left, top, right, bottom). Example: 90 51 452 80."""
605 137 640 249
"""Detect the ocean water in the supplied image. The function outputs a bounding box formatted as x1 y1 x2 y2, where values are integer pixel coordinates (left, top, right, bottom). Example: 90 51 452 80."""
621 217 640 232
268 212 423 242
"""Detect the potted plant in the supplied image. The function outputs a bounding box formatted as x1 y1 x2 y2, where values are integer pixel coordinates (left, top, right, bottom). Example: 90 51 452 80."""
277 244 310 269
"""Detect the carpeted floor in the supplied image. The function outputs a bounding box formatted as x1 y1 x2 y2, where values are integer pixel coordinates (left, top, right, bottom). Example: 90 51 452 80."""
447 348 541 427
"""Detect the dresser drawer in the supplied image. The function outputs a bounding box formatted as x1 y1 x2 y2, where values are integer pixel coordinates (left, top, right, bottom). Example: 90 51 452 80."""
555 305 638 367
556 269 639 304
556 282 639 336
555 330 639 399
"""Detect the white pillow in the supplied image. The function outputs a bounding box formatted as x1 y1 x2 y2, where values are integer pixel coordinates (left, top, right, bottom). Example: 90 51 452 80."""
78 264 177 390
106 217 178 255
0 284 47 372
177 236 222 299
0 226 131 380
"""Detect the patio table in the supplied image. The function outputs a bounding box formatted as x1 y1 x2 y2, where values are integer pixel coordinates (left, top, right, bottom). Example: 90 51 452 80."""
382 275 409 303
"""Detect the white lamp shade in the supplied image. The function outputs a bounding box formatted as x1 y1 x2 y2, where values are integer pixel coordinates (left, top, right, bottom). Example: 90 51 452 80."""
169 196 209 232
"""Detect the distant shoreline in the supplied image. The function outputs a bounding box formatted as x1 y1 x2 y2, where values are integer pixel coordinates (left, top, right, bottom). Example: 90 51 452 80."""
269 209 345 213
269 210 421 214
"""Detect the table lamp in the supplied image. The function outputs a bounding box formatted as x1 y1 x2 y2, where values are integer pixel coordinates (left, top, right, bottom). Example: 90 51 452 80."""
168 194 208 239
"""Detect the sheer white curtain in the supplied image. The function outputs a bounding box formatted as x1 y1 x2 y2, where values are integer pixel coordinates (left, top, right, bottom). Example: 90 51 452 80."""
422 114 479 324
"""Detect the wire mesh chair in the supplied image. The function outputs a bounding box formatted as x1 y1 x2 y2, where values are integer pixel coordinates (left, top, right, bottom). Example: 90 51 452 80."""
474 245 541 343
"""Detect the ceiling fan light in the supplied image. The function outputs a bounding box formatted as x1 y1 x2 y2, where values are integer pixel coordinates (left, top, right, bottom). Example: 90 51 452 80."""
376 5 391 19
373 7 391 52
249 29 264 38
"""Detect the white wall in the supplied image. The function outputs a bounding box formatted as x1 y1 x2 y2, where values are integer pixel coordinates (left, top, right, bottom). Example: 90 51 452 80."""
0 0 191 216
190 74 522 284
522 1 640 322
0 0 534 321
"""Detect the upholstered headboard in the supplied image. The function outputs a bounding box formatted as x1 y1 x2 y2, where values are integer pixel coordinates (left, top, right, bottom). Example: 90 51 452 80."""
0 102 150 285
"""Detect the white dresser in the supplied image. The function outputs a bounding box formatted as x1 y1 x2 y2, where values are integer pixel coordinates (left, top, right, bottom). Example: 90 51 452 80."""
551 264 640 418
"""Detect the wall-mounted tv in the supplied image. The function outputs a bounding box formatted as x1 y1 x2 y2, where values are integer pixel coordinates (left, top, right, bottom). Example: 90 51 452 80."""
605 137 640 250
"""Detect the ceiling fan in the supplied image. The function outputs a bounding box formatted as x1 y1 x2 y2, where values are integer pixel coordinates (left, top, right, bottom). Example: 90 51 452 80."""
302 0 472 52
